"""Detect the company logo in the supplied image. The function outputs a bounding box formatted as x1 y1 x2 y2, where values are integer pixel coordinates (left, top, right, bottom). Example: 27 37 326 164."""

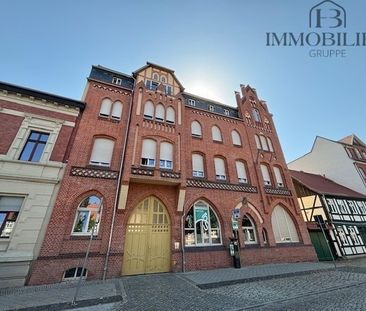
266 1 365 58
309 0 346 28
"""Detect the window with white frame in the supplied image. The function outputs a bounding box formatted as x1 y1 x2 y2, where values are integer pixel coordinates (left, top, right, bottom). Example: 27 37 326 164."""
214 157 226 180
160 75 166 83
273 166 285 188
72 195 102 235
271 205 299 243
152 73 159 81
0 196 24 238
19 131 49 162
260 164 271 186
141 139 157 167
112 77 122 85
254 135 261 149
89 138 114 167
144 101 154 119
242 215 257 244
166 107 175 124
260 135 269 151
155 104 165 122
111 101 123 120
164 85 173 95
184 201 221 246
252 108 262 122
224 109 229 116
209 105 214 112
231 130 242 146
191 121 202 138
188 99 196 106
235 161 248 184
192 154 204 177
267 137 274 152
212 126 222 142
160 142 173 169
145 80 158 91
63 267 87 281
99 98 112 117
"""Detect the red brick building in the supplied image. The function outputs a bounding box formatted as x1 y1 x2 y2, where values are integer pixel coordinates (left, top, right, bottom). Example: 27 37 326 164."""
29 63 316 285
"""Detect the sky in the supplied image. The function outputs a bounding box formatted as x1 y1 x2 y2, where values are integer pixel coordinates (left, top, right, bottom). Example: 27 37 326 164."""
1 0 365 162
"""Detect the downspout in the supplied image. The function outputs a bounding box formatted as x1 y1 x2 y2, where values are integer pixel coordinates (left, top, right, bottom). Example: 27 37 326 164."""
181 205 186 273
102 77 135 281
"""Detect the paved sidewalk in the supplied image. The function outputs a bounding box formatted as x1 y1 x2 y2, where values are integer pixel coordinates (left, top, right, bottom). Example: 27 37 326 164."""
0 261 336 311
180 261 334 288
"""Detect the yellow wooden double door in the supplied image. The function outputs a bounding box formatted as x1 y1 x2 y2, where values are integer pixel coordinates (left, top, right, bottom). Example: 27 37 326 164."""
122 197 171 276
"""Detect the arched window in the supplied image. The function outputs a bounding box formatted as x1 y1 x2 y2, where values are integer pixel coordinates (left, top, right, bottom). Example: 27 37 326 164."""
184 201 221 246
111 101 123 120
152 73 159 81
141 139 157 167
254 135 261 149
155 104 165 121
252 108 262 122
214 157 226 180
231 130 242 146
191 121 202 138
242 215 257 244
160 142 173 169
143 101 154 119
160 75 166 83
166 107 175 124
63 267 87 281
192 153 204 177
212 126 222 142
271 205 299 243
99 98 112 117
260 135 269 151
267 137 274 152
260 164 271 186
89 138 114 167
273 166 285 188
72 195 102 235
235 161 248 184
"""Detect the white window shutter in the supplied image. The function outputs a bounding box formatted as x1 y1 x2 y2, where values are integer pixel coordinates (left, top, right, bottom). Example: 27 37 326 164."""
141 139 156 159
271 206 299 243
267 137 274 152
100 98 112 116
160 142 173 161
231 130 241 146
111 101 123 119
212 126 222 142
260 135 269 151
155 104 165 120
260 164 271 185
192 154 204 171
166 107 175 123
273 167 284 187
191 121 202 136
90 138 114 166
255 135 261 149
235 161 247 181
144 101 154 118
214 158 226 176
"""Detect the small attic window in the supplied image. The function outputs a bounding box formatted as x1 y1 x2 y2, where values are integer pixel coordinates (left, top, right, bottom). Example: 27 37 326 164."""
209 105 214 112
152 73 159 81
112 77 122 85
224 109 229 116
188 99 196 106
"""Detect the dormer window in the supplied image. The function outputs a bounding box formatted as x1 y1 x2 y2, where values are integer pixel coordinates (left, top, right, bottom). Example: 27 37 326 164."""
146 80 158 91
209 105 214 112
224 109 229 116
188 99 196 106
112 77 122 85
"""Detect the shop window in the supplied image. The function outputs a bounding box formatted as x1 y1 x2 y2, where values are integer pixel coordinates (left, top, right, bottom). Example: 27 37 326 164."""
184 201 221 246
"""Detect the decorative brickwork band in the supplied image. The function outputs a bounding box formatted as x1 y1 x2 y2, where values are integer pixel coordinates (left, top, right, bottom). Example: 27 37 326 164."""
160 171 181 179
70 166 119 179
187 179 257 193
131 167 154 176
264 187 292 196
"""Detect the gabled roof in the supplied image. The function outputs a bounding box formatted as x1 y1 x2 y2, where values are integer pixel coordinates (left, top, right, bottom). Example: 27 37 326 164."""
132 62 184 90
0 81 85 110
338 134 366 147
290 170 366 199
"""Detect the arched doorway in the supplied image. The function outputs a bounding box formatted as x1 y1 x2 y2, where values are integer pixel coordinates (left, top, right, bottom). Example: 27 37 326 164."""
122 197 171 276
